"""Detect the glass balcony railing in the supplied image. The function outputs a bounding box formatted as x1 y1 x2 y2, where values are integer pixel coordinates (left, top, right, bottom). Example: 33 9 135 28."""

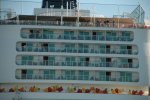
16 74 138 82
16 60 139 68
106 36 133 41
16 46 138 55
118 63 135 68
20 33 133 42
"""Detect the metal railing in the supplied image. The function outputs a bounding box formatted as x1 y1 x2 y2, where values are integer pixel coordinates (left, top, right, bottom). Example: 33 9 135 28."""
20 33 134 42
0 20 146 29
16 73 137 82
16 60 138 68
16 46 138 55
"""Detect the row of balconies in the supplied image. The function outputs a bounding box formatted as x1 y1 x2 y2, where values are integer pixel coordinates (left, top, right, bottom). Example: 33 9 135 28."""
16 42 138 55
15 69 139 82
21 29 134 41
16 55 139 68
21 34 133 41
16 60 137 68
17 74 135 82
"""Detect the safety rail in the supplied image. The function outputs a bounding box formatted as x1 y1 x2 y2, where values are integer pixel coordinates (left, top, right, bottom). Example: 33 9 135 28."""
16 46 138 55
16 60 139 68
0 20 148 29
15 73 137 82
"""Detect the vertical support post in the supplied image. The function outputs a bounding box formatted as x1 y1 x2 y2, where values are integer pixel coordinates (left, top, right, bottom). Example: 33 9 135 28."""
77 0 79 27
93 6 95 27
46 1 48 16
61 5 63 25
67 2 68 16
77 0 79 21
117 5 120 28
35 15 37 25
117 18 120 28
16 15 19 24
70 1 71 16
50 5 51 16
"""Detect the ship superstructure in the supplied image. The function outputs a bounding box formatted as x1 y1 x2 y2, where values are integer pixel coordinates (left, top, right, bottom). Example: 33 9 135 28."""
0 0 150 100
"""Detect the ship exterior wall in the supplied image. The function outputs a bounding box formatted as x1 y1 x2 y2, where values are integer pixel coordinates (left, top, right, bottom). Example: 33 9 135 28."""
0 25 150 86
0 93 149 100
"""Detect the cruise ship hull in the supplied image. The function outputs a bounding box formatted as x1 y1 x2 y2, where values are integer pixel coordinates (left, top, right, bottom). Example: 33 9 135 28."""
0 25 150 100
0 93 149 100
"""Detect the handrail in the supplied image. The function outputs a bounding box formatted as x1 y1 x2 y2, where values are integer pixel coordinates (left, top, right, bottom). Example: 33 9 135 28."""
16 73 137 82
20 32 134 41
0 20 148 29
16 46 138 55
16 59 138 68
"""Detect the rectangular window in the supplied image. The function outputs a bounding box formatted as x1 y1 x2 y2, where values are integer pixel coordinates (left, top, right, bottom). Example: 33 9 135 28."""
126 72 132 82
48 44 54 47
64 31 74 35
44 70 50 79
27 42 33 47
80 57 86 61
120 72 125 82
65 57 75 66
65 44 75 52
49 70 55 79
22 56 27 60
65 70 75 80
48 44 55 52
106 31 111 36
78 70 89 80
120 72 132 82
48 56 55 61
120 45 126 49
97 32 103 36
48 56 55 65
44 70 49 74
28 56 33 60
27 69 33 74
43 29 54 39
78 44 89 53
21 56 27 65
112 31 116 36
99 71 106 81
79 31 89 35
121 59 128 63
26 42 33 51
122 31 130 37
26 69 33 79
64 31 74 39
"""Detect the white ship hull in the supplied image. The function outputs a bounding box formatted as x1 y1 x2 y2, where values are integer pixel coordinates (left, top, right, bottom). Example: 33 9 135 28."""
0 23 150 99
0 93 150 100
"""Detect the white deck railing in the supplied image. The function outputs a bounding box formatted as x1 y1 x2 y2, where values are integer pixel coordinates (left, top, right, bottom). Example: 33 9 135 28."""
0 20 147 29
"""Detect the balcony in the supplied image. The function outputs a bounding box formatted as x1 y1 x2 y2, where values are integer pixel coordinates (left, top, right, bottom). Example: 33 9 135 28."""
16 43 138 55
16 59 138 68
20 31 134 42
15 70 139 82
